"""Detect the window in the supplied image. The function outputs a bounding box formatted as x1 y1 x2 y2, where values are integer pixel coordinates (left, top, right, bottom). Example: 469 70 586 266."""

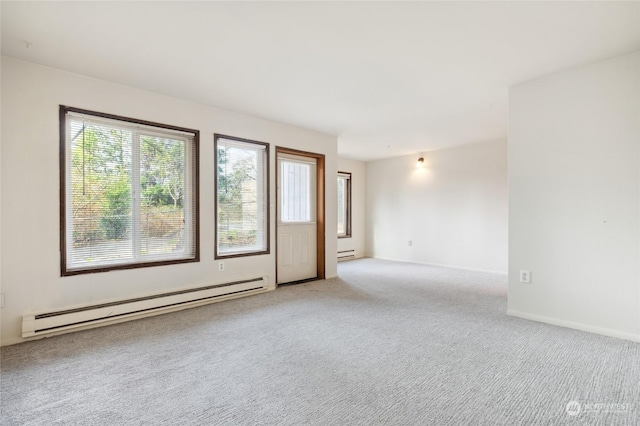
279 158 312 223
215 135 269 258
337 172 351 238
60 106 199 275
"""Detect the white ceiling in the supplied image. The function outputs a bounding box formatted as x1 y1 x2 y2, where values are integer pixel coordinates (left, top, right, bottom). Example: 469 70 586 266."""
2 1 639 161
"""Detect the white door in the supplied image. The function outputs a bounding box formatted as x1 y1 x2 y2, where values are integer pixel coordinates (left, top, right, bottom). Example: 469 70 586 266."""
277 153 317 284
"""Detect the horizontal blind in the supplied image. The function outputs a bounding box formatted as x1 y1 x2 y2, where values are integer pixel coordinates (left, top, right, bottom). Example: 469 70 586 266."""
216 137 267 256
337 173 350 236
65 113 197 271
279 158 311 223
66 111 196 137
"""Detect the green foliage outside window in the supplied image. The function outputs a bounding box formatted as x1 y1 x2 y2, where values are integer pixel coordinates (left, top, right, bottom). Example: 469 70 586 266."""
70 125 185 247
217 146 261 251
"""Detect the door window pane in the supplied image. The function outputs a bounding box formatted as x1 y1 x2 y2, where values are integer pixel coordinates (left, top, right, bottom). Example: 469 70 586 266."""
280 160 311 223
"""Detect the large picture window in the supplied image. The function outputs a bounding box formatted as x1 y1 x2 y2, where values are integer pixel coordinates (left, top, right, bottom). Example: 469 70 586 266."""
215 135 269 258
337 172 352 238
60 106 199 275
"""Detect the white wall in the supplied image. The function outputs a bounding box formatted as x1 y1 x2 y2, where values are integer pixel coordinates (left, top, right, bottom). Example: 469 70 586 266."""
0 57 338 346
0 55 3 337
508 52 640 340
337 157 366 259
365 140 508 273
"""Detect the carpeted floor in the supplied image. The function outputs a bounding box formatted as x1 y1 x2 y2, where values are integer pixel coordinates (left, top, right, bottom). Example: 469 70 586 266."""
1 258 639 425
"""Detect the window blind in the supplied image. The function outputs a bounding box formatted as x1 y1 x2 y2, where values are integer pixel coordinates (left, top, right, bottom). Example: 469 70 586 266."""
216 136 268 257
337 172 351 237
63 109 198 273
279 159 312 223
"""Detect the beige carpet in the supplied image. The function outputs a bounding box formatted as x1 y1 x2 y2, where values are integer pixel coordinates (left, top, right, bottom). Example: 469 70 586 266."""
1 258 639 425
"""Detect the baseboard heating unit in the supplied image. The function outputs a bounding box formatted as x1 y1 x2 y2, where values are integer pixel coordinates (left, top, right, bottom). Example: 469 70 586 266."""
338 250 356 261
22 277 268 339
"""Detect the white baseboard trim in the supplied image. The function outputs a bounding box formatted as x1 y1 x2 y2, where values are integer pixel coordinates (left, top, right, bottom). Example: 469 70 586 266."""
370 256 507 275
507 309 640 343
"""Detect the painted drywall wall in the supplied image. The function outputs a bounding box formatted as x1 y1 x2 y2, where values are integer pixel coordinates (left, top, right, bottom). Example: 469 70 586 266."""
365 140 508 273
337 157 366 259
0 55 3 335
0 57 338 346
508 52 640 340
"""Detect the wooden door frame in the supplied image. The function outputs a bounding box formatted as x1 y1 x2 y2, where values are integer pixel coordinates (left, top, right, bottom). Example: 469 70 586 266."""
275 146 325 284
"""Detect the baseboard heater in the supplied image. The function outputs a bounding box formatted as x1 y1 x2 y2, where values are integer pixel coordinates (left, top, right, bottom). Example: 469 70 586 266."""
22 277 268 339
338 249 356 261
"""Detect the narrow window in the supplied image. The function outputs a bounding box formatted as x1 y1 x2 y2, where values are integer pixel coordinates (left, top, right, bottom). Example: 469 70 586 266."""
215 134 269 258
337 172 352 238
60 106 199 275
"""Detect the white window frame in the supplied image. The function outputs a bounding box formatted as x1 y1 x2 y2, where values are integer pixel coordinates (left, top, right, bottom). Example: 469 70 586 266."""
278 156 316 224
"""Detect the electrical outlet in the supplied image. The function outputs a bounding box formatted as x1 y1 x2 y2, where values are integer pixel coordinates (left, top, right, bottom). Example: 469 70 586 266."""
218 262 225 272
519 270 531 284
408 240 413 247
